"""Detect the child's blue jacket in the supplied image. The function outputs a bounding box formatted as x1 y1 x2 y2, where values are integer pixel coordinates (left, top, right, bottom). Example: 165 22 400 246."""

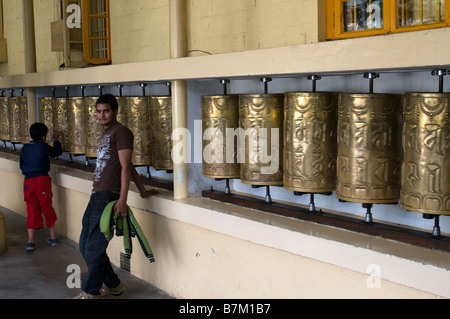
19 140 62 179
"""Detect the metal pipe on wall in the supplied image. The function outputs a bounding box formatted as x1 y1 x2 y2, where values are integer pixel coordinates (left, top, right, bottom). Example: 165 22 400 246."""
171 81 188 199
22 0 37 126
170 0 188 199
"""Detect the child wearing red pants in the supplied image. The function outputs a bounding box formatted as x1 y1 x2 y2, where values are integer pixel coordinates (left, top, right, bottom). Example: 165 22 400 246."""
20 123 62 251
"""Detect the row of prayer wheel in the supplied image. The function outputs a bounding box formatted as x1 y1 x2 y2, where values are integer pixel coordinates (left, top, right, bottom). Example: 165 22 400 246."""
201 92 450 217
41 96 173 171
0 95 173 171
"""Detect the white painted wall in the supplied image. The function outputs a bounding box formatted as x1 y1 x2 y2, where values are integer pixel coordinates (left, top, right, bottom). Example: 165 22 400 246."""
0 154 448 298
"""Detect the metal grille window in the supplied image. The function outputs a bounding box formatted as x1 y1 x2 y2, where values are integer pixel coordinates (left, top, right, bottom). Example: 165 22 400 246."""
327 0 450 39
81 0 111 64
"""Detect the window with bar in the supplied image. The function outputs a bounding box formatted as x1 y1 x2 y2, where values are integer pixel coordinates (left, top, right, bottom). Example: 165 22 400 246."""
398 0 446 27
343 0 384 32
326 0 450 39
81 0 111 64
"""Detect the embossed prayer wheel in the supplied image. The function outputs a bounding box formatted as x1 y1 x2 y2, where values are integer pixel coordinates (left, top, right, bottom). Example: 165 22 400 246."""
9 97 27 144
84 97 102 158
19 97 29 144
116 97 128 125
201 95 240 179
8 97 20 143
38 97 56 144
150 96 173 171
67 97 86 155
401 93 450 216
337 94 402 204
125 97 152 166
0 97 9 141
54 97 69 152
283 92 339 193
239 94 284 185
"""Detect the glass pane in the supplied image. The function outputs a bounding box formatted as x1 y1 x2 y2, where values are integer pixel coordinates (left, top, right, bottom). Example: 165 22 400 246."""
343 0 384 32
89 18 106 37
90 39 107 59
398 0 445 27
88 0 107 15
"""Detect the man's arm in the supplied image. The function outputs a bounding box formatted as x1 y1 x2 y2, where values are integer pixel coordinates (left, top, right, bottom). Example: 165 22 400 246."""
115 148 133 217
131 167 158 198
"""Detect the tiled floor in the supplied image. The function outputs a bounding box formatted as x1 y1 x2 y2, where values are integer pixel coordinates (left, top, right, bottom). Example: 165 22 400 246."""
0 207 174 299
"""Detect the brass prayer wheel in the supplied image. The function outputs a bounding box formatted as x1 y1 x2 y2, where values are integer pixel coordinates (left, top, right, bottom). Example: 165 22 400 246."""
54 97 69 152
125 97 152 166
9 97 27 144
84 97 102 158
401 93 450 216
201 95 240 179
239 94 284 185
8 97 20 143
283 92 339 193
149 96 173 171
116 97 128 125
38 97 56 145
67 97 86 155
0 97 9 141
19 97 29 144
337 93 402 204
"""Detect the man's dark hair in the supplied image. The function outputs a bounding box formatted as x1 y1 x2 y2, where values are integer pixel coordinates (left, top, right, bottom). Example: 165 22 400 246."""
96 94 119 111
30 122 48 141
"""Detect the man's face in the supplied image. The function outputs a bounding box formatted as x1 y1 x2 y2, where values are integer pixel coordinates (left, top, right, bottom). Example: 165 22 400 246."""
96 103 117 128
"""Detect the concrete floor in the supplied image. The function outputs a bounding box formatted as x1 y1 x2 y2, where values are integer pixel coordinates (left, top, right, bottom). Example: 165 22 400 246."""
0 207 175 299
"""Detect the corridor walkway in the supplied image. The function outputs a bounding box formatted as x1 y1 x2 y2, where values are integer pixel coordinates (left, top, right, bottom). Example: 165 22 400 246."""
0 207 174 300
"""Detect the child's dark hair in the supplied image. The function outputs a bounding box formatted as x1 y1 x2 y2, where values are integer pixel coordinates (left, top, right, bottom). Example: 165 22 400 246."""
30 122 48 141
96 94 119 111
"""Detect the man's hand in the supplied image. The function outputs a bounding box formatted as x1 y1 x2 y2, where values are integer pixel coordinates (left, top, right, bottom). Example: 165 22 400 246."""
140 189 158 198
114 198 128 217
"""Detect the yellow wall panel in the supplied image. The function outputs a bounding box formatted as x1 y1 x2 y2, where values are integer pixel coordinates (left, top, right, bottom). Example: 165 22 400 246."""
109 0 322 62
34 0 63 73
0 0 324 73
187 0 321 56
0 0 26 75
110 0 170 64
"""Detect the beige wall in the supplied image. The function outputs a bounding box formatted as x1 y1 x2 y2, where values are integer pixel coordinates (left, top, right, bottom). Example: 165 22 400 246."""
33 0 63 73
110 0 324 63
0 0 25 76
109 0 170 64
0 0 325 75
0 153 448 299
187 0 323 56
0 0 61 74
